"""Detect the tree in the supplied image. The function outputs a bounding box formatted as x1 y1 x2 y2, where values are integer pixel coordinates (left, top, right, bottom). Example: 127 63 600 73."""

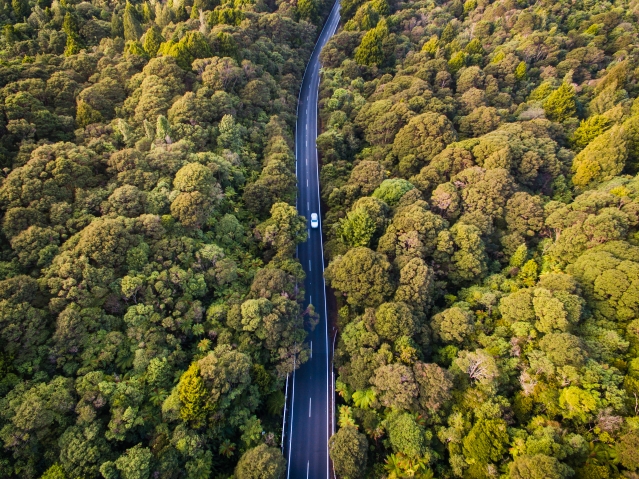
355 19 388 66
447 222 488 285
63 13 83 56
558 386 599 423
235 444 286 479
572 125 628 187
123 1 143 41
108 185 146 217
75 100 103 128
177 362 209 427
539 332 587 367
41 464 66 479
171 191 212 228
462 419 509 464
298 0 319 22
394 258 434 318
413 362 453 412
371 363 418 410
372 179 415 206
454 349 499 386
617 430 639 471
12 0 29 19
392 112 457 175
374 302 418 342
543 83 576 122
325 247 395 308
339 207 377 247
143 24 165 56
329 427 368 479
509 454 574 479
572 115 612 149
431 306 474 344
386 412 426 458
255 202 307 258
104 445 153 479
217 114 243 152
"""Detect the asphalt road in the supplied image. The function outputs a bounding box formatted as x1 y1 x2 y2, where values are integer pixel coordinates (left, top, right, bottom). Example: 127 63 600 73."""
285 3 341 479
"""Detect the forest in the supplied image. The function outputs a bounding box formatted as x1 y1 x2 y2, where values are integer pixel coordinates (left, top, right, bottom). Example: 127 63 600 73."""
0 0 331 475
3 0 639 475
320 0 639 477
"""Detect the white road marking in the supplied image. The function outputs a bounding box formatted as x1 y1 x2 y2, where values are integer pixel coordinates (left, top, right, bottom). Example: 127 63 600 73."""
309 398 312 417
307 201 309 210
310 295 312 305
307 178 309 187
307 461 310 479
311 341 313 358
309 260 311 271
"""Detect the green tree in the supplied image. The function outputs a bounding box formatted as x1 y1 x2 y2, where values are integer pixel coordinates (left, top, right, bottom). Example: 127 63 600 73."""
543 83 576 122
558 386 598 423
325 247 395 307
41 464 66 479
255 202 307 258
75 100 103 128
63 12 82 56
143 24 164 56
572 124 627 187
572 115 612 149
12 0 29 19
432 306 474 344
514 61 527 80
392 112 457 175
386 412 426 458
374 302 418 342
217 114 243 152
177 363 209 427
123 1 143 41
298 0 319 22
509 454 574 479
339 207 377 247
413 362 453 412
235 444 286 479
355 19 388 66
617 430 639 471
371 364 418 410
329 427 368 479
372 179 415 206
462 419 509 464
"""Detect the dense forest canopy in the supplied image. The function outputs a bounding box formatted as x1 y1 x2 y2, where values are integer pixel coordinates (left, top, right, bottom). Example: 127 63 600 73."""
0 0 332 476
320 0 639 477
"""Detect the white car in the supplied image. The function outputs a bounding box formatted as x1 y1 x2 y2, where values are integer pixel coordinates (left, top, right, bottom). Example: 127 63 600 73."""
310 213 319 229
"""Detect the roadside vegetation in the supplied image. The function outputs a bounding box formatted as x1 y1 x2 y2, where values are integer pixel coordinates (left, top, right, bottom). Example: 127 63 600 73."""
0 0 331 476
321 0 639 477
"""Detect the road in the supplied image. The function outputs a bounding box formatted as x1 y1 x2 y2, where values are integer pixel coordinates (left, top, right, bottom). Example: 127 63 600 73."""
285 2 341 479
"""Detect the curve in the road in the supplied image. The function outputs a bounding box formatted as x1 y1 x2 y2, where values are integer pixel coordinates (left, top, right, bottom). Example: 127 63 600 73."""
285 2 341 479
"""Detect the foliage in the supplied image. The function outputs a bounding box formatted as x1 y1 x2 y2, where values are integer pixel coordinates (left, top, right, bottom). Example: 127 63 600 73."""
329 426 368 478
0 0 332 475
320 0 639 475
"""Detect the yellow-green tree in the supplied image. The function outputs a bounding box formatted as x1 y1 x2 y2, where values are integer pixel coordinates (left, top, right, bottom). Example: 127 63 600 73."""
177 363 209 428
355 19 388 66
543 83 576 122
